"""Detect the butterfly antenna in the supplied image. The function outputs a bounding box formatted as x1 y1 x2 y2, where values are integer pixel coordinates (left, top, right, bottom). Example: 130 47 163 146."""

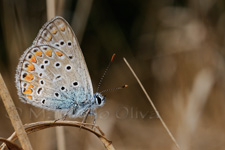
96 53 116 92
100 85 128 94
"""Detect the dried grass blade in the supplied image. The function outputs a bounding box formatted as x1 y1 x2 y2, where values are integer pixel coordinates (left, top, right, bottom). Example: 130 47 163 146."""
123 58 180 150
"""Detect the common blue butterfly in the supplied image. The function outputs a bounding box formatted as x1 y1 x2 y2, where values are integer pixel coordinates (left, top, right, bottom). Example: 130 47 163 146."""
15 16 105 122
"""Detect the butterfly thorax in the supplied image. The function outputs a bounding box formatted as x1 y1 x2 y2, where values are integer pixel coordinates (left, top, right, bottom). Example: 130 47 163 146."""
70 92 105 117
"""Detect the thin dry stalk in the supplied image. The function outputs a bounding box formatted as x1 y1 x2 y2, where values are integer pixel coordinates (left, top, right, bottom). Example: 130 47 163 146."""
46 1 66 150
72 0 94 42
54 112 66 150
46 0 56 20
123 58 180 150
0 74 33 150
56 0 65 16
0 137 22 150
0 121 115 150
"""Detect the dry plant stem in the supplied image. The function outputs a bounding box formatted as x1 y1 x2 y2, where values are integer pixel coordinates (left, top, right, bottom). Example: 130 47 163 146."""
56 0 65 16
0 74 33 150
46 1 66 150
0 138 22 150
46 0 55 20
0 121 115 150
72 0 93 42
123 58 180 150
54 112 66 150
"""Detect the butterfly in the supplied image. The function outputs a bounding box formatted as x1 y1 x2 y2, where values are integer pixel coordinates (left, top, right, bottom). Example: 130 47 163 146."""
15 16 106 122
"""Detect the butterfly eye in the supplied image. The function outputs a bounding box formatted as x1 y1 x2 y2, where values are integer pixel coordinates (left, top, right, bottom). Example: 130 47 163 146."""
95 94 105 106
96 96 102 105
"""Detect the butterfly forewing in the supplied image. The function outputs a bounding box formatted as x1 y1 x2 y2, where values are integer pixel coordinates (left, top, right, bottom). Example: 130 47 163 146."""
34 16 93 95
15 17 93 111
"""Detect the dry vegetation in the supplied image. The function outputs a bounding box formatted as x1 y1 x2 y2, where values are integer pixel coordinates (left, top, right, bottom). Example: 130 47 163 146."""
0 0 225 150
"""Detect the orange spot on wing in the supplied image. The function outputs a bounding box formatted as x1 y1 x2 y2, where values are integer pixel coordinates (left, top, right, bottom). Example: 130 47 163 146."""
52 29 57 34
29 56 37 63
27 84 34 88
60 26 65 31
27 64 35 71
27 95 32 100
24 73 34 81
45 49 52 57
56 51 63 57
24 88 33 94
35 51 42 57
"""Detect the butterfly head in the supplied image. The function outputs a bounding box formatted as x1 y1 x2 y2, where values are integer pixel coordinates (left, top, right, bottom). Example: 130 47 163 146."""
93 92 105 107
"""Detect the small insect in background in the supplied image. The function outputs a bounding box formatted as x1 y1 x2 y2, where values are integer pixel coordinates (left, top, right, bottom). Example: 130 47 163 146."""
15 16 126 123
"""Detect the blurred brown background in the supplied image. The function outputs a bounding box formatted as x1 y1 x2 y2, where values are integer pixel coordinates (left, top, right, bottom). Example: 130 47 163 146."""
0 0 225 149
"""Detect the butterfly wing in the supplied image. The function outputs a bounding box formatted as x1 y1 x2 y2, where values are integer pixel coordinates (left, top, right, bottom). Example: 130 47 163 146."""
33 16 93 97
15 17 93 112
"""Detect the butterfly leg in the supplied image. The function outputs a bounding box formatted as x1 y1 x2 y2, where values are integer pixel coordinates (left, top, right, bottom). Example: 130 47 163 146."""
80 108 91 128
54 105 77 123
89 110 97 125
89 111 97 129
54 112 68 123
80 106 98 128
54 115 64 123
80 109 97 129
